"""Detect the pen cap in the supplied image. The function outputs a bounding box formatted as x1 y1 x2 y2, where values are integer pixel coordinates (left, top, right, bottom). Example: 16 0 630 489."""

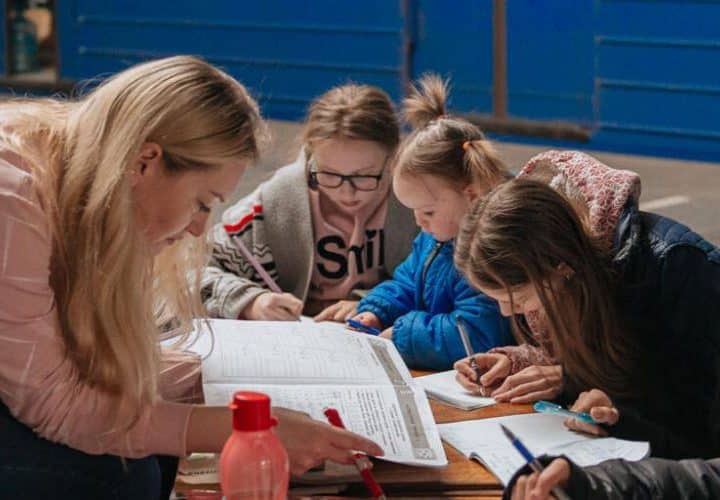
229 391 277 431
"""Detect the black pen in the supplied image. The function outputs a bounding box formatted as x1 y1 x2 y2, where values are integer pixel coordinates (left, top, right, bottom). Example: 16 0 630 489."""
455 316 483 388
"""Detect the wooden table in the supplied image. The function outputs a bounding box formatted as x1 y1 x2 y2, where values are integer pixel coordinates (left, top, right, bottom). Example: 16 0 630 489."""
335 399 534 499
176 373 534 499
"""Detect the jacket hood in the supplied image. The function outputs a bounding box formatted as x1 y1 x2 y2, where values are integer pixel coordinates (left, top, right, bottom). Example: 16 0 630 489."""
518 150 641 247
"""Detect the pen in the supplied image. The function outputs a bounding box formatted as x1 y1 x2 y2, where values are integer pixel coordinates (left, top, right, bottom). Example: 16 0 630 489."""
534 400 599 425
323 408 387 500
346 318 381 336
230 236 301 321
500 424 572 500
456 317 483 387
231 237 283 293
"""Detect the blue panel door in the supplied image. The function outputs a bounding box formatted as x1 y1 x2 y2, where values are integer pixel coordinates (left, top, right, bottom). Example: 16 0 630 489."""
412 0 493 113
506 0 594 124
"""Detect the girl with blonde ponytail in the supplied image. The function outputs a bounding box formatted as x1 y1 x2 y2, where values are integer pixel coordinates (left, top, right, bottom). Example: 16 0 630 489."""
351 74 514 370
0 56 381 498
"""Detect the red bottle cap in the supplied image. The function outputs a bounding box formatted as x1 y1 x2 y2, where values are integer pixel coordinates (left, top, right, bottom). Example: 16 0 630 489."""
229 391 278 431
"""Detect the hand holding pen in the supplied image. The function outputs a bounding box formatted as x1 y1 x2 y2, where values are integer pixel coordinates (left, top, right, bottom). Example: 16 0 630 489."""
346 318 382 336
454 317 516 397
455 317 482 384
232 237 303 321
324 408 387 500
501 424 572 500
244 292 303 321
508 456 573 500
563 389 620 436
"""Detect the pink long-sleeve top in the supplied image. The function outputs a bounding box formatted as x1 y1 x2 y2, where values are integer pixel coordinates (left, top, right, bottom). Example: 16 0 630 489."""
0 150 197 458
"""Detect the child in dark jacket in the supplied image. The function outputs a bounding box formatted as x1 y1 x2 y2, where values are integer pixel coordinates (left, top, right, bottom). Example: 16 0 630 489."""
455 172 720 460
505 454 720 500
504 391 720 499
352 75 513 370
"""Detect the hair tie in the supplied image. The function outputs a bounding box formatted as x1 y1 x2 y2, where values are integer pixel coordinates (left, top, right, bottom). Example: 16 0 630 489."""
430 114 449 125
462 141 471 151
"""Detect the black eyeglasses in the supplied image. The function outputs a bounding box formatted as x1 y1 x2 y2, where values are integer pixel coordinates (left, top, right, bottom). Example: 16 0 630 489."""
309 155 388 192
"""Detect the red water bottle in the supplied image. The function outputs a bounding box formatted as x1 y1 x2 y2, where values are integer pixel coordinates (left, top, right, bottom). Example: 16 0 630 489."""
219 392 289 500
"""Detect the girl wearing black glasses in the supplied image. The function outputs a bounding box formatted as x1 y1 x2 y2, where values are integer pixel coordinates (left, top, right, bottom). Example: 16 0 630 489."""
202 84 418 322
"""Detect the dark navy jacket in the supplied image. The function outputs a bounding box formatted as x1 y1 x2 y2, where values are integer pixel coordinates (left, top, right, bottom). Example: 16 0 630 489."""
357 232 513 370
594 207 720 459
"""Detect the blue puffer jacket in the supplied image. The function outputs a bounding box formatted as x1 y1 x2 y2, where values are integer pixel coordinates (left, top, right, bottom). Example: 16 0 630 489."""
357 232 513 370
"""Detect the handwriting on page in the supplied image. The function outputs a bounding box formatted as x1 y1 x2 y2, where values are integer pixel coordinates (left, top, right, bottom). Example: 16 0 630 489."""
439 413 649 485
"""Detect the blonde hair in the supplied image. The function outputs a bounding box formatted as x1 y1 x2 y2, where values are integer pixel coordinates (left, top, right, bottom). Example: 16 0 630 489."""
0 56 266 415
396 74 510 189
302 83 399 164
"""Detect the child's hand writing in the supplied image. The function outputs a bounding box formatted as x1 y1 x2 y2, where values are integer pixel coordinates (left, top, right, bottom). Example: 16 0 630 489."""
510 458 571 500
350 312 382 330
454 353 511 396
243 292 303 321
313 300 358 323
492 364 563 403
565 389 619 436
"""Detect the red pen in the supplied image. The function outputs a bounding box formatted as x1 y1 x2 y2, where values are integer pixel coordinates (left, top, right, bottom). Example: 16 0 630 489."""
323 408 387 500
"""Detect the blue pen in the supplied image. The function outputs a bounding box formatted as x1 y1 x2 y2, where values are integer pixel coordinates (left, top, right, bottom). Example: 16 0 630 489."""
346 318 381 336
500 424 572 500
534 400 598 425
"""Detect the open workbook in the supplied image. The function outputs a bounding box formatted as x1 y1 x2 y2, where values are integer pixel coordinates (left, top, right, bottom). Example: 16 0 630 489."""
440 413 650 485
181 318 447 468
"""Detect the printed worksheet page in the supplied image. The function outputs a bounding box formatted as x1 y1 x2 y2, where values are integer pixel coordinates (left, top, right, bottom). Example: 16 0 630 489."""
188 319 447 467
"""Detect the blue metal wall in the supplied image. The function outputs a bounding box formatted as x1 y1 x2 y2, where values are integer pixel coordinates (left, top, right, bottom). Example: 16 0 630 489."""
56 1 406 120
48 0 720 160
412 1 494 113
507 1 594 124
593 0 720 159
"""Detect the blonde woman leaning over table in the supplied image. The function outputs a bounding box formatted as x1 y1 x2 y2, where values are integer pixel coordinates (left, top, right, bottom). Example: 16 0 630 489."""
0 56 381 500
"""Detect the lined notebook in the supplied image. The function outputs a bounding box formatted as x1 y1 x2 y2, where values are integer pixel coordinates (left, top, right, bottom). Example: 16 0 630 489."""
440 412 650 485
415 370 496 410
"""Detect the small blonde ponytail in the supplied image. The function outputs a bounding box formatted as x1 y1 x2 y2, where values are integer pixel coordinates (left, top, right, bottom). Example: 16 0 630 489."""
395 73 511 190
462 139 510 186
402 74 449 130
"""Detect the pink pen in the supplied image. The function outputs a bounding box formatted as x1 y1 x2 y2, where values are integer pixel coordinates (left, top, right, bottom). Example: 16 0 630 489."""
230 237 282 293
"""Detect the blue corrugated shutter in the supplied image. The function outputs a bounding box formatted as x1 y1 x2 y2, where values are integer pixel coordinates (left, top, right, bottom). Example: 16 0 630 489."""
412 1 494 113
56 1 405 120
507 1 594 124
594 0 720 158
